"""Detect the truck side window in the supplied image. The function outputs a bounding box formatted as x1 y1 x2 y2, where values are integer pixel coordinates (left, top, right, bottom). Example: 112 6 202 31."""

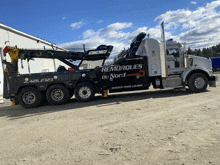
167 49 179 57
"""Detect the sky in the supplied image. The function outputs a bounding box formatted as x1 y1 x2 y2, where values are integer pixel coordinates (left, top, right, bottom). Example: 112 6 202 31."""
1 0 220 58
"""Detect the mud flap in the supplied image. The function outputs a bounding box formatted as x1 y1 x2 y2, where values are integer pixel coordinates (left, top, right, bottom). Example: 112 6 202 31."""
209 81 216 87
209 76 218 87
3 72 9 99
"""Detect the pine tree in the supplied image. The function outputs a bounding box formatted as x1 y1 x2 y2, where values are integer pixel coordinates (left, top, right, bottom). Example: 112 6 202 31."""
202 48 208 57
187 47 193 54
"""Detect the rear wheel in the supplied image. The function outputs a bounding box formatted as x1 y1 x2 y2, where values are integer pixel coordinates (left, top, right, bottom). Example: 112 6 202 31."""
18 87 42 108
46 84 69 105
188 73 208 92
75 82 95 102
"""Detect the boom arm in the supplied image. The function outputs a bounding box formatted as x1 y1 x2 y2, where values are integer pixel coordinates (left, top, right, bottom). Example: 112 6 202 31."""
117 32 146 59
3 45 113 70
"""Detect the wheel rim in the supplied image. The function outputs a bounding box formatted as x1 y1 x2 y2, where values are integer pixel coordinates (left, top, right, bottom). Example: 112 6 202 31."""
51 89 64 101
194 77 205 89
22 92 36 105
79 87 91 99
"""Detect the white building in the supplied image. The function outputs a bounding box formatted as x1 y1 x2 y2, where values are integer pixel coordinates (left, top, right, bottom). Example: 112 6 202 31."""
0 23 67 103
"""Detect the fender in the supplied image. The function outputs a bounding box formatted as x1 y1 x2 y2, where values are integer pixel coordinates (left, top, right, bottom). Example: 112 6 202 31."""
181 67 212 83
74 77 99 92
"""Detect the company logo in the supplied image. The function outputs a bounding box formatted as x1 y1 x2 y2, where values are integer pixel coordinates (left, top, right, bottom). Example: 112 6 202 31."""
24 78 53 83
102 70 145 80
102 73 126 80
102 64 142 72
127 70 145 77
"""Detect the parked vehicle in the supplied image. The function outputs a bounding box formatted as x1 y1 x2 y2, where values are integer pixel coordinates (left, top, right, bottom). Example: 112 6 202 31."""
1 22 217 108
209 57 220 72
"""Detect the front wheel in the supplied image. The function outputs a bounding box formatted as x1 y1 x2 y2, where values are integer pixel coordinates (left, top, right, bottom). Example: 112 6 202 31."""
188 73 208 92
18 87 42 108
46 84 69 105
74 82 95 102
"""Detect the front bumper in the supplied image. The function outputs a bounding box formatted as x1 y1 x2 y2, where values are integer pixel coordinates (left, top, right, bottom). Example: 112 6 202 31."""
209 75 218 87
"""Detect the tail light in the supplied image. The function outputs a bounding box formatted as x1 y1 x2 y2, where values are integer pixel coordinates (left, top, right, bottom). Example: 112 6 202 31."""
3 46 8 56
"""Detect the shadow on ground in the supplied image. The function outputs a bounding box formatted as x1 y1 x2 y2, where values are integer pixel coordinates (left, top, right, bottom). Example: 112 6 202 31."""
0 88 207 120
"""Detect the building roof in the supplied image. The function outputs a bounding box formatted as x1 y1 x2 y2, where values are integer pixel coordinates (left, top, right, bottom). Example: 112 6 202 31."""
0 23 67 51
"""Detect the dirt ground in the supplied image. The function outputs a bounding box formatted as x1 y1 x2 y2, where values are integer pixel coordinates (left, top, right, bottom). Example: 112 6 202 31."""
1 74 220 165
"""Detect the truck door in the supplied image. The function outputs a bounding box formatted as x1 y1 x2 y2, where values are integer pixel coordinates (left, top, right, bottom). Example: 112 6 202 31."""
166 40 185 73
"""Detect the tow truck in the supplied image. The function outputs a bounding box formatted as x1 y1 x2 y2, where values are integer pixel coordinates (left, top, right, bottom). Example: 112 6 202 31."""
2 22 217 108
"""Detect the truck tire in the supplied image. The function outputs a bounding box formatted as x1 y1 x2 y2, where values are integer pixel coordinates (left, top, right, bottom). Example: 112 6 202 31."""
46 84 69 105
18 87 42 108
188 73 208 92
75 82 95 102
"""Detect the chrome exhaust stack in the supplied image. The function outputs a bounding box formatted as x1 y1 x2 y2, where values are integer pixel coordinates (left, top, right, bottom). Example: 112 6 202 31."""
160 21 168 77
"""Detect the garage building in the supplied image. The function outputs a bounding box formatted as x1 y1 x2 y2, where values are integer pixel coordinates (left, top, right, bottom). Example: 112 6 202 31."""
0 23 66 103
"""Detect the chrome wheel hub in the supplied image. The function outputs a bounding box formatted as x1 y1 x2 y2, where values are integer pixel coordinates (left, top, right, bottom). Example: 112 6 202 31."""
22 92 36 104
51 89 64 101
79 87 91 99
194 77 205 89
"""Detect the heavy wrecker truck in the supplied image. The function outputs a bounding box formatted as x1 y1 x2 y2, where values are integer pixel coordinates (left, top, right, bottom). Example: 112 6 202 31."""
2 23 217 108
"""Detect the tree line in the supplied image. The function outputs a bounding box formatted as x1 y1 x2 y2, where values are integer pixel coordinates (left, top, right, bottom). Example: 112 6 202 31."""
187 43 220 58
